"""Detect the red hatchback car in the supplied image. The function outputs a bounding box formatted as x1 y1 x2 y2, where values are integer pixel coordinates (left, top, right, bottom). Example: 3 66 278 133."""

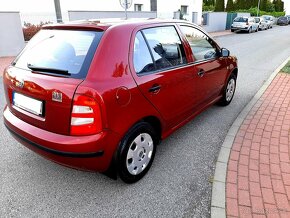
3 19 238 183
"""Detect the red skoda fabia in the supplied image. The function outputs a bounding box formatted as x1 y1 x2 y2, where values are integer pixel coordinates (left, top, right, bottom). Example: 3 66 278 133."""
3 19 238 183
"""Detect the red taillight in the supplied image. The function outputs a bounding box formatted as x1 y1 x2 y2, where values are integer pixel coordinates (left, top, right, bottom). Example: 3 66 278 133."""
70 94 102 136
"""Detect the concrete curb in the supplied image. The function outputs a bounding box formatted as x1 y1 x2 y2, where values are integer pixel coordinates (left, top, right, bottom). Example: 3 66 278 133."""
210 56 290 218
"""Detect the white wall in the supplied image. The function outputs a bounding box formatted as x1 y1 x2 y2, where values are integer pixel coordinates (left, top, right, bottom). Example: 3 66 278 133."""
283 0 290 15
0 12 25 57
203 12 227 33
192 0 203 25
0 0 203 25
68 11 157 21
156 0 203 25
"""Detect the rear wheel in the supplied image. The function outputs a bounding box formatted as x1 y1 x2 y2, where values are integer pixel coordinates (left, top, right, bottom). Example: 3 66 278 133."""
117 122 157 183
218 74 237 106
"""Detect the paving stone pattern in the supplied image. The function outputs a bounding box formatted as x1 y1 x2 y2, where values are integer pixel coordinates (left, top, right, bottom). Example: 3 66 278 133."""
226 73 290 218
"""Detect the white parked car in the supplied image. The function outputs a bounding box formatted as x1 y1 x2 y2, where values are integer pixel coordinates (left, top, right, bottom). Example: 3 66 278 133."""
261 15 274 28
254 17 268 31
231 16 259 33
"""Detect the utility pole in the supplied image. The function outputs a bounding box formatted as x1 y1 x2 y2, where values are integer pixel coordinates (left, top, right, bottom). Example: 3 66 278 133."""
257 0 261 16
54 0 63 23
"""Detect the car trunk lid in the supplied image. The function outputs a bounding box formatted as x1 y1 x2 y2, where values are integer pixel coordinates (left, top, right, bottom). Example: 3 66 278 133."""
3 66 83 135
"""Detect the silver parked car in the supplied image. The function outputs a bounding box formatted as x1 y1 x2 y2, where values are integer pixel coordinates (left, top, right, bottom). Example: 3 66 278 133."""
261 15 274 28
231 16 259 33
254 17 268 30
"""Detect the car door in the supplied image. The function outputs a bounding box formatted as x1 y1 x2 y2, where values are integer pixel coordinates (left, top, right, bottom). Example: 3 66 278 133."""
130 25 199 128
179 25 229 104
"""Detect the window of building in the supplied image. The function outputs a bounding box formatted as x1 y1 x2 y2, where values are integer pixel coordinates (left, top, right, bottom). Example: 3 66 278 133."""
134 4 143 11
180 5 188 15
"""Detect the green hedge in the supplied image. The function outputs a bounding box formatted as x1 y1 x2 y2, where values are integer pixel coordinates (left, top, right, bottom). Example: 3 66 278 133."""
281 61 290 74
234 7 285 17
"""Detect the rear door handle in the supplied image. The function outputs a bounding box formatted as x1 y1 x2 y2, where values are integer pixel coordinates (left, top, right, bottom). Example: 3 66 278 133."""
197 69 205 77
149 84 161 93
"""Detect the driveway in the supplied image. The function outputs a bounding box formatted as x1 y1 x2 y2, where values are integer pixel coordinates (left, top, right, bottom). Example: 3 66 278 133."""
1 26 290 217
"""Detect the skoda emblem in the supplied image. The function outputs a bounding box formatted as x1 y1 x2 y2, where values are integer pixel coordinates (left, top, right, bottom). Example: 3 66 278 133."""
15 78 24 88
52 91 62 102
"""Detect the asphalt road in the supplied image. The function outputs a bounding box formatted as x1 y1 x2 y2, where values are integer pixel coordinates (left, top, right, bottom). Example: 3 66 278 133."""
1 26 290 218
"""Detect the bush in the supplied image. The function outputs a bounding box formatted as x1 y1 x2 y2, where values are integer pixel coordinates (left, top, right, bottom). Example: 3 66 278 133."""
23 21 51 41
203 4 215 12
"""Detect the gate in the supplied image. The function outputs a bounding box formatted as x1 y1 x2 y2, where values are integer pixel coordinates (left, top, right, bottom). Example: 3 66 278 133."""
226 13 237 30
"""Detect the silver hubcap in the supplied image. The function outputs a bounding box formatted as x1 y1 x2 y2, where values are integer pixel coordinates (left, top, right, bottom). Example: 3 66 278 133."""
126 133 154 175
226 78 235 102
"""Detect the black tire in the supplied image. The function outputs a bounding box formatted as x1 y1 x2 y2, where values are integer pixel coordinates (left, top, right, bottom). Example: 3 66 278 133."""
218 74 237 106
231 29 234 32
248 27 252 33
117 122 158 183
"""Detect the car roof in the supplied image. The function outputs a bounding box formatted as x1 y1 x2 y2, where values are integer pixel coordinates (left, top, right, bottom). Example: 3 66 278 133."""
42 18 198 31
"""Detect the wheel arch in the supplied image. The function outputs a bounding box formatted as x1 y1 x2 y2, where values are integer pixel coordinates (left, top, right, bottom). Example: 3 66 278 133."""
231 67 238 79
141 116 162 144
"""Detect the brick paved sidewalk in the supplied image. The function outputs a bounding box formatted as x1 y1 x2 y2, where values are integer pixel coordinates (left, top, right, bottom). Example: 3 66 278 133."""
226 73 290 218
0 57 15 77
210 30 234 38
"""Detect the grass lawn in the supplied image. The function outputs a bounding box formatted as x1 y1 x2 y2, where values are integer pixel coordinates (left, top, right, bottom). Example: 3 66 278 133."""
281 60 290 74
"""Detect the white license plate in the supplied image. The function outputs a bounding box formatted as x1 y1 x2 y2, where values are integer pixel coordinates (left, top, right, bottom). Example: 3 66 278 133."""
13 92 43 116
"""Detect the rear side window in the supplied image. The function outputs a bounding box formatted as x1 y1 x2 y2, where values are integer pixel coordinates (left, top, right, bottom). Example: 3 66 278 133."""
14 29 103 79
133 32 155 74
133 26 187 74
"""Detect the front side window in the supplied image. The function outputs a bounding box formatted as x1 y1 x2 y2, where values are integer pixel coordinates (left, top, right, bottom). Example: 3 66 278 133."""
180 26 217 62
14 29 103 79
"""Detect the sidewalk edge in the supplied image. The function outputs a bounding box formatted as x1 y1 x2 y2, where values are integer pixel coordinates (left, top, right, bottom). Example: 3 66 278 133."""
210 56 290 218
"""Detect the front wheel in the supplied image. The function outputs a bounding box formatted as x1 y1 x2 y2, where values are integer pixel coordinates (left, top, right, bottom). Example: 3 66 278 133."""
117 122 157 183
218 74 237 106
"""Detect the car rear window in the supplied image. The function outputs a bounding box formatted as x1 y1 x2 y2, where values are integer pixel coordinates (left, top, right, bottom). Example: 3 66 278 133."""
13 29 103 79
234 17 248 22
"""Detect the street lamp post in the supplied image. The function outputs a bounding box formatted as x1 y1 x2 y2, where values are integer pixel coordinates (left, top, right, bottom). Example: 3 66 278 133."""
257 0 261 16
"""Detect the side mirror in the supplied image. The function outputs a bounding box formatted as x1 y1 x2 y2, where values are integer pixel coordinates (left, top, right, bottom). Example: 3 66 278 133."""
221 48 230 57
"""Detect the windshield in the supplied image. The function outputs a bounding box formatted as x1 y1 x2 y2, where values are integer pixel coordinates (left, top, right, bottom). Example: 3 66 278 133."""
233 17 248 22
14 29 103 79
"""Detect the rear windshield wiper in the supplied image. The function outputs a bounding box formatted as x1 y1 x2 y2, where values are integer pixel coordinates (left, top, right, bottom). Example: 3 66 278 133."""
27 63 70 76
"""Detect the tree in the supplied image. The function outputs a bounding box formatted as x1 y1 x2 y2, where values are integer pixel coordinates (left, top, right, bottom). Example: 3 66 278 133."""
266 1 275 12
260 0 268 11
235 0 247 10
203 0 215 6
274 0 284 12
226 0 235 11
214 0 225 11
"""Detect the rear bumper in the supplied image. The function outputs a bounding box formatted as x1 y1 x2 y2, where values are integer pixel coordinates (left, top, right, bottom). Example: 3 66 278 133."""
3 106 121 172
231 26 249 31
